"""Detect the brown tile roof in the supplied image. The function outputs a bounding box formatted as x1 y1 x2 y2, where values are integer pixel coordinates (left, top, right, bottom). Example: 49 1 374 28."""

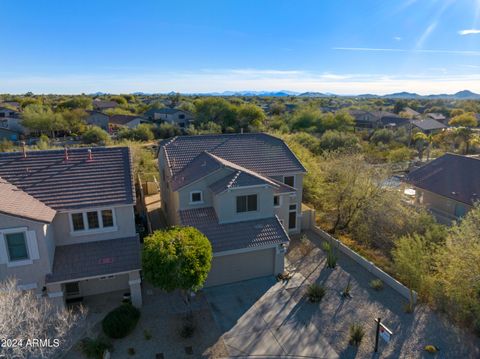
179 207 289 253
46 236 140 283
405 153 480 206
0 147 135 210
161 133 306 178
0 177 56 223
109 114 146 125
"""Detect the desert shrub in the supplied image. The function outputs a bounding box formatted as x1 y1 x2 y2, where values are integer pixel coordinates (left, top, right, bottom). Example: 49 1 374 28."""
306 284 326 303
82 126 109 144
369 279 384 291
349 324 365 346
102 303 140 339
80 337 112 359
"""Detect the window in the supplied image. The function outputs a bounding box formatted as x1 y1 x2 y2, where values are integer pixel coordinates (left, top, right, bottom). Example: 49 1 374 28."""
87 211 100 229
179 114 185 119
237 194 258 213
273 195 280 207
289 204 297 211
70 208 116 233
71 213 85 231
0 120 7 128
101 210 114 227
6 232 28 261
190 191 203 204
284 176 295 187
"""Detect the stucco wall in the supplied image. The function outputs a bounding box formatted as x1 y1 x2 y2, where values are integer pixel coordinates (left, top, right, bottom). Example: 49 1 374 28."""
214 185 274 224
53 205 136 246
77 273 129 297
417 188 472 221
0 214 54 293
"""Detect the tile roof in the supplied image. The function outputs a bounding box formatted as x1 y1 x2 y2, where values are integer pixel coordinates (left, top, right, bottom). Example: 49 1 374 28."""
405 153 480 206
411 119 447 131
179 207 289 253
209 170 268 194
109 114 146 125
161 133 306 177
46 236 141 283
0 147 135 210
0 177 56 223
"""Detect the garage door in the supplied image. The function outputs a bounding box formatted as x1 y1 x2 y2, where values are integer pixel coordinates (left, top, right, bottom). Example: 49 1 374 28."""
205 248 275 287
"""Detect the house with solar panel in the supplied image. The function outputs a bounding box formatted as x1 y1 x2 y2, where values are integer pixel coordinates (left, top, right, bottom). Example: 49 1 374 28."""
0 147 142 308
158 133 307 286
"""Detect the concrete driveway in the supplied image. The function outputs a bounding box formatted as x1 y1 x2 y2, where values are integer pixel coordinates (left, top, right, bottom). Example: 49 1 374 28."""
204 275 339 359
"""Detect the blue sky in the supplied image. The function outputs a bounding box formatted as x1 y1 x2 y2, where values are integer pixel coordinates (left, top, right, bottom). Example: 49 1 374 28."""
1 0 480 94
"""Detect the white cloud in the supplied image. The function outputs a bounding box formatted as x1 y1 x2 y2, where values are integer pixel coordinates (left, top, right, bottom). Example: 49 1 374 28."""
416 21 437 48
2 69 480 95
458 29 480 35
333 47 480 56
393 36 402 41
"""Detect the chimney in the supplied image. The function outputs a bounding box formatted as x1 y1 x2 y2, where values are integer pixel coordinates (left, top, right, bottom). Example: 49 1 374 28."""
87 148 93 161
64 146 69 161
21 141 27 159
240 127 244 134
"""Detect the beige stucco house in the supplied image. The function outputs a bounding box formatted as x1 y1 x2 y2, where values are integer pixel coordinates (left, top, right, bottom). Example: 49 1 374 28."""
405 153 480 224
0 147 142 308
145 108 194 128
158 133 306 286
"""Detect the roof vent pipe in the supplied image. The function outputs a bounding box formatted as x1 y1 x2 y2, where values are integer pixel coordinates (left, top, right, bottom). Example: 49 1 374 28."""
64 146 69 161
240 127 244 134
87 148 93 161
21 141 27 158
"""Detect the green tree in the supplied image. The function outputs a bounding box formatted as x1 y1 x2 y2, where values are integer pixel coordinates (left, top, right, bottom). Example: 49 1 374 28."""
237 103 266 130
432 205 480 331
132 124 154 141
58 96 92 110
194 98 237 130
60 109 88 135
82 126 109 144
142 227 212 293
22 104 66 137
449 112 478 154
318 130 360 152
392 234 431 310
290 107 322 132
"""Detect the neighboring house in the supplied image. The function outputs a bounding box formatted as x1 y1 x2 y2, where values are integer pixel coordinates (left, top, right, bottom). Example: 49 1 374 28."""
85 110 110 131
0 106 20 119
349 110 409 129
411 118 447 134
402 107 421 119
0 101 21 111
158 133 306 287
0 127 21 141
92 99 118 111
109 114 150 130
0 147 142 308
0 107 26 139
425 112 447 124
404 153 480 224
144 108 194 128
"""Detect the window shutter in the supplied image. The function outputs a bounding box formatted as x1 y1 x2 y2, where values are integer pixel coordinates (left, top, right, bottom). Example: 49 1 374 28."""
26 231 40 260
0 235 8 264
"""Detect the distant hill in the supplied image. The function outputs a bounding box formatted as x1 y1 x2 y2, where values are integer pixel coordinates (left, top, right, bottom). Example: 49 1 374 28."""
382 92 421 99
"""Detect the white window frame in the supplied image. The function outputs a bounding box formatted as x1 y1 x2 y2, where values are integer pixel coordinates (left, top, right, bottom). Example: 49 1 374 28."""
189 191 204 205
0 227 38 267
69 207 117 235
273 195 282 208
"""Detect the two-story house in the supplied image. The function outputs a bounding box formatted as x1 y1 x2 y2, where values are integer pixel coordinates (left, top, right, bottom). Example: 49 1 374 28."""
0 106 25 141
145 108 194 128
158 133 306 286
0 147 142 308
85 110 110 131
404 153 480 224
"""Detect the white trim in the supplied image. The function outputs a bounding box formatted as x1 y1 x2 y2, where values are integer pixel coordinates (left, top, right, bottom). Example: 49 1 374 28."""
68 207 117 235
213 244 279 257
0 227 33 266
128 279 142 285
226 184 269 193
189 190 204 205
47 269 136 285
48 291 64 298
273 195 282 208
